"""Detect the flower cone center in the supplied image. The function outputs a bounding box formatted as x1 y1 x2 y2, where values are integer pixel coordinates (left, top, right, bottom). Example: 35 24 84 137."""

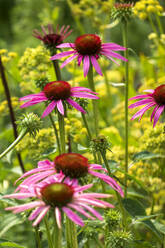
43 81 71 100
55 153 89 178
75 34 101 55
43 34 62 45
41 183 74 207
153 85 165 105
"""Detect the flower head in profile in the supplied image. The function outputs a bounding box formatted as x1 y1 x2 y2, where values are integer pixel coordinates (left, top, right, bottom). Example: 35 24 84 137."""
4 176 113 227
15 153 124 197
20 81 99 118
33 24 72 50
51 34 127 77
129 85 165 127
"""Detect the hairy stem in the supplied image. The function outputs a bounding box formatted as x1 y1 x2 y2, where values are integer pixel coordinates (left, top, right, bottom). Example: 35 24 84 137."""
0 56 25 172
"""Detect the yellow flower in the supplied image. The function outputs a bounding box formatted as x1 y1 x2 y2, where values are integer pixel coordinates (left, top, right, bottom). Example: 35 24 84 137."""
0 49 7 55
8 52 17 58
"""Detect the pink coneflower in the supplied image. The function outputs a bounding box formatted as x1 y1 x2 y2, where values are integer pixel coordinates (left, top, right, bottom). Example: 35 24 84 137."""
20 81 99 117
33 24 72 48
15 153 124 197
129 85 165 127
50 34 127 77
4 176 113 227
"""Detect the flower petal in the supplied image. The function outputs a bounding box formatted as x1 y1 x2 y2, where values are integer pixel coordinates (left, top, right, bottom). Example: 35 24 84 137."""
55 207 62 228
56 43 75 48
41 101 57 118
128 99 154 108
32 206 50 226
67 98 86 113
153 105 164 127
51 51 76 60
130 103 156 120
90 55 103 76
57 100 64 115
60 54 78 68
71 92 99 99
62 207 84 226
83 55 90 77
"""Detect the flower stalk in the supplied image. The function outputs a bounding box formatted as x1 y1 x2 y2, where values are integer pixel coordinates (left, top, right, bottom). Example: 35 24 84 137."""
66 217 78 248
53 218 62 248
122 20 129 198
48 113 61 154
44 217 54 248
87 65 99 137
0 56 25 172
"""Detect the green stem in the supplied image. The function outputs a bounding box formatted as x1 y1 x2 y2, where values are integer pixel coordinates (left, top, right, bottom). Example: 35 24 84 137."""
0 129 27 159
53 218 62 248
148 14 158 35
58 112 66 153
93 236 104 248
155 14 164 34
35 227 42 248
87 65 99 137
115 191 127 230
100 152 111 176
81 113 92 140
66 217 78 248
48 113 61 154
44 217 54 248
52 60 62 81
122 21 129 198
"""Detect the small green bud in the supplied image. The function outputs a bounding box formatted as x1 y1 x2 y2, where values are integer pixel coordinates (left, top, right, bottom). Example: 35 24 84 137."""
16 113 42 137
106 230 133 248
111 2 134 22
90 135 111 154
105 209 121 228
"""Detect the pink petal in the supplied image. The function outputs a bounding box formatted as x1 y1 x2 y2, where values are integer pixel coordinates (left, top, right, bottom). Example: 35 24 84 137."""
67 98 86 113
57 100 64 115
41 101 57 118
128 94 153 101
20 92 46 101
83 55 90 77
29 206 45 220
56 43 75 48
51 51 76 60
131 103 156 120
68 203 95 220
71 86 97 94
32 206 50 226
71 92 99 99
77 55 83 66
143 89 154 93
60 54 78 68
6 201 44 213
62 207 84 226
74 184 93 193
76 202 103 220
101 52 120 65
128 99 154 108
103 50 128 62
20 99 45 108
151 105 159 121
90 55 103 76
153 105 164 127
55 207 61 228
101 43 126 51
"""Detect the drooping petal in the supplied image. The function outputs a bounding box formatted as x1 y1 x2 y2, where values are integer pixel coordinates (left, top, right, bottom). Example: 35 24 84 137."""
55 207 61 228
32 206 50 226
68 203 95 220
56 43 75 48
101 43 126 51
143 89 154 93
128 99 154 108
77 55 83 66
101 52 120 65
153 105 164 127
60 54 78 68
29 206 45 220
74 184 93 193
83 55 90 77
51 51 76 60
67 98 86 113
131 103 156 120
71 91 99 99
151 105 159 121
5 201 44 213
20 99 45 108
71 86 97 94
41 101 57 118
57 100 64 115
20 92 46 101
90 55 103 76
128 94 153 101
75 202 103 220
62 207 84 226
103 50 128 62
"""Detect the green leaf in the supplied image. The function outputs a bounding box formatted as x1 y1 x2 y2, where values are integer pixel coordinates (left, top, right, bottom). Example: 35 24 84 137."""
132 151 164 162
152 221 165 235
122 198 162 242
0 239 26 248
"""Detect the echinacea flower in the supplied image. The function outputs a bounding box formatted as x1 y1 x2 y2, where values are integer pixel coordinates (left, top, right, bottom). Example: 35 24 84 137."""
20 81 99 117
50 34 127 77
129 85 165 127
15 153 124 197
4 176 113 227
33 24 72 49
